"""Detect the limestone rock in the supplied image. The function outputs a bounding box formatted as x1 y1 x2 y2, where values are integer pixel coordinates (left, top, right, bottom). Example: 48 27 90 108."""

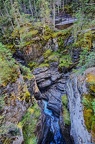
66 74 92 144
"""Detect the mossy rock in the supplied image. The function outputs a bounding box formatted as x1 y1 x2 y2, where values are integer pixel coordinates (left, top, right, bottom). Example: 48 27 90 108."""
83 108 93 131
28 61 37 70
20 64 34 80
62 95 70 125
86 73 95 94
43 49 52 58
18 101 40 144
38 63 49 68
63 107 70 125
62 95 68 106
82 93 95 137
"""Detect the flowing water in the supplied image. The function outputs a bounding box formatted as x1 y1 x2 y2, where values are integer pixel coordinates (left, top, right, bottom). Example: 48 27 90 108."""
43 100 66 144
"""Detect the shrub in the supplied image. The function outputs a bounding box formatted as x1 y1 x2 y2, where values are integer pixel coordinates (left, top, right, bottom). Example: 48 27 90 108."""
0 43 18 86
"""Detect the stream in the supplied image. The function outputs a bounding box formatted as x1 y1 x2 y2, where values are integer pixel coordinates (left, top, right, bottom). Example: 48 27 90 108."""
43 100 66 144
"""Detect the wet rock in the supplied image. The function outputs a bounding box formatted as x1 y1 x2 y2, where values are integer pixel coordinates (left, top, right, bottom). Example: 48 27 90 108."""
39 80 52 89
47 102 61 117
34 66 73 143
56 83 66 91
36 112 66 144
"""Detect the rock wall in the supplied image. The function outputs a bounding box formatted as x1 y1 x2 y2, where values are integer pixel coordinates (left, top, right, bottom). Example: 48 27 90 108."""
66 70 94 144
33 65 74 144
0 69 40 144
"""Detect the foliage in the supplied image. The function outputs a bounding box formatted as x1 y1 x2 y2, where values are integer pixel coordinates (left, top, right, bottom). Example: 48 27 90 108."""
0 95 5 110
92 100 95 114
43 49 52 58
18 100 40 144
0 43 18 86
19 64 34 80
28 62 37 70
59 54 72 68
82 94 95 133
78 49 95 74
62 95 70 125
63 107 71 125
62 94 68 107
38 63 49 68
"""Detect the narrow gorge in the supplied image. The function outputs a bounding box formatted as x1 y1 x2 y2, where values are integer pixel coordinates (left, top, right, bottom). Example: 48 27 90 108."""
0 1 95 144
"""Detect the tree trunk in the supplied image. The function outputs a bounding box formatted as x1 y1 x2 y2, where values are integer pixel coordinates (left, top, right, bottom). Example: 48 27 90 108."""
52 0 55 29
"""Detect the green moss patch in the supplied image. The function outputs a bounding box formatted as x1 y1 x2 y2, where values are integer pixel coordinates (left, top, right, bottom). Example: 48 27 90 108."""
62 95 70 125
82 94 95 135
18 100 40 144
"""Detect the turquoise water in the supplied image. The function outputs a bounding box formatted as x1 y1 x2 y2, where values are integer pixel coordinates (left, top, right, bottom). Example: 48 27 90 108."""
43 100 66 144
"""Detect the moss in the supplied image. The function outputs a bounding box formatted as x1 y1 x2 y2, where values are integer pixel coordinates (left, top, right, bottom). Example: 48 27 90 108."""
28 61 37 70
24 90 30 101
86 74 95 93
0 95 5 111
52 31 63 38
5 44 15 53
63 107 70 125
20 64 34 80
18 100 40 144
86 74 95 84
62 95 68 107
82 93 95 140
83 31 92 49
47 52 59 62
22 30 38 40
43 49 52 58
91 120 95 133
83 108 93 131
38 63 49 68
62 95 70 125
59 54 72 68
42 35 51 41
74 31 92 49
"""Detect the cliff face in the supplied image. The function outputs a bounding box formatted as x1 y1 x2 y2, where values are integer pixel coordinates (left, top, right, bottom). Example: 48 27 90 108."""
0 65 40 144
0 62 94 144
66 67 95 144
